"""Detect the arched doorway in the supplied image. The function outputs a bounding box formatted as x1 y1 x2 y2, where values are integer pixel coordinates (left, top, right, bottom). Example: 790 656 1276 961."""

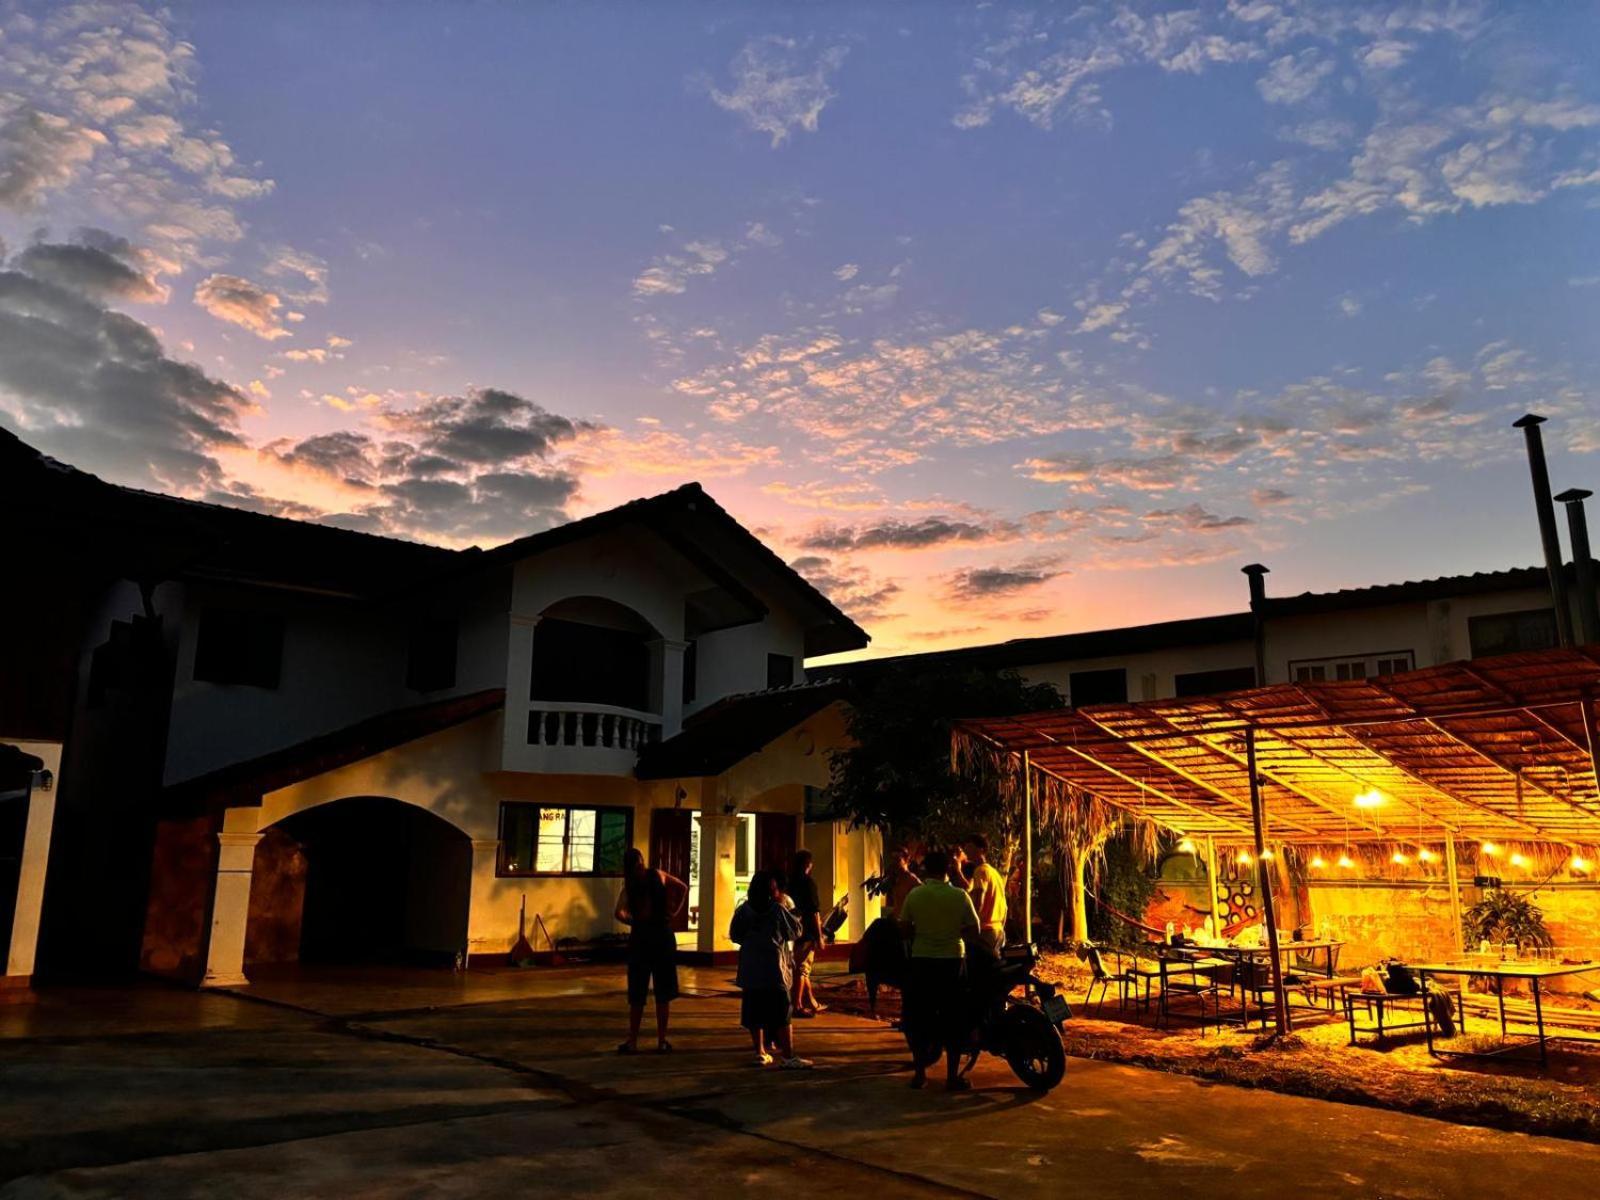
249 797 471 967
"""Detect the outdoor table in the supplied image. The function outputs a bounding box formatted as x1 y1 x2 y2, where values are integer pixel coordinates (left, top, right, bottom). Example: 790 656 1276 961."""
1208 939 1344 979
1410 958 1600 1068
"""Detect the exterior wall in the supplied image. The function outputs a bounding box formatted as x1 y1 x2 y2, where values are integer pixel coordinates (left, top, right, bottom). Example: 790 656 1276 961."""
690 608 810 714
219 702 867 968
1307 881 1600 995
163 581 410 786
1009 584 1569 701
1019 640 1255 703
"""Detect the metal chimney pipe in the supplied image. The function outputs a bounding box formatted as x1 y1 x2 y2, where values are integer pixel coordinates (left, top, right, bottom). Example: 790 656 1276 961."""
1555 488 1600 645
1512 414 1575 647
1242 563 1269 685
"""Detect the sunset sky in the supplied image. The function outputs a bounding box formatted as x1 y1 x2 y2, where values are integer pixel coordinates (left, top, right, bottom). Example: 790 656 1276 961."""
2 1 1597 660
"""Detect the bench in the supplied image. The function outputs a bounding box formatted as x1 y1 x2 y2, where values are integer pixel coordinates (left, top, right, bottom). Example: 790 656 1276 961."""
1344 989 1463 1046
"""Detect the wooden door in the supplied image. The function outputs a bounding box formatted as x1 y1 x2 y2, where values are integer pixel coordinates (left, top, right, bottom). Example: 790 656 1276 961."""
649 809 692 932
755 812 798 877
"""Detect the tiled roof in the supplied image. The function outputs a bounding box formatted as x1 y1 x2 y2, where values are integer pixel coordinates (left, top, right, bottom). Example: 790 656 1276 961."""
161 688 506 811
635 681 847 780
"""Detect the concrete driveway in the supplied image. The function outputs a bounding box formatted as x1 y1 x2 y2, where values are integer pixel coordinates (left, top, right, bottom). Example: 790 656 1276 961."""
2 965 1598 1198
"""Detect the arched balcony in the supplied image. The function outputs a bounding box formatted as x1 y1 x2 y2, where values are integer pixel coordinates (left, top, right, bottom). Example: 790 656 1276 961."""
506 596 671 775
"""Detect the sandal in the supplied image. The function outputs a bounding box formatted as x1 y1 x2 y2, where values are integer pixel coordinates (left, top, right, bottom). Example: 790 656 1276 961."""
617 1042 637 1055
656 1039 673 1053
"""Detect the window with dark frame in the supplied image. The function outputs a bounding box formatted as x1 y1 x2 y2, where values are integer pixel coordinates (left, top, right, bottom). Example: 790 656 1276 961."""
1068 667 1127 707
766 652 794 689
498 803 632 877
192 608 284 688
405 618 458 692
1468 609 1559 658
1173 665 1256 697
1289 650 1415 684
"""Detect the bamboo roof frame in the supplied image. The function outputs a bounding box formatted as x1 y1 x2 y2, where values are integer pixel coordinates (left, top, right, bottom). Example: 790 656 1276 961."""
952 646 1600 847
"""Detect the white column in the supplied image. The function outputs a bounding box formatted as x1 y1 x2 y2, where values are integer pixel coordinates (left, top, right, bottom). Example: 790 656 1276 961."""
503 614 540 765
651 638 688 738
202 808 262 988
695 810 738 954
5 747 61 981
466 839 503 962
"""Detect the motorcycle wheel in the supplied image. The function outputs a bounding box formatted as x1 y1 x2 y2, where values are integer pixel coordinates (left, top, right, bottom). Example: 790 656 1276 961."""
1002 1005 1066 1092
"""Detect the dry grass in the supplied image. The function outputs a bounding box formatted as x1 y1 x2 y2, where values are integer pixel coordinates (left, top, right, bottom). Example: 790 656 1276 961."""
815 954 1600 1145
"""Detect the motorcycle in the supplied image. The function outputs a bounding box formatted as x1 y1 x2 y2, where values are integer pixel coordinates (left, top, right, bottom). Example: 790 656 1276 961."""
904 942 1071 1091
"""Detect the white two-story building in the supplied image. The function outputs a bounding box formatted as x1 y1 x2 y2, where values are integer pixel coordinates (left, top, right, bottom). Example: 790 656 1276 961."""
1 429 878 992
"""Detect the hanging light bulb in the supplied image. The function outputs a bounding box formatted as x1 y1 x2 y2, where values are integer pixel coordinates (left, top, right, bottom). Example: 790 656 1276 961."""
1310 854 1327 869
1417 848 1435 863
1571 856 1591 874
1510 851 1529 869
1337 853 1356 869
1236 849 1253 865
1391 850 1410 866
1353 789 1385 809
1178 837 1197 854
1481 842 1501 857
1260 848 1275 861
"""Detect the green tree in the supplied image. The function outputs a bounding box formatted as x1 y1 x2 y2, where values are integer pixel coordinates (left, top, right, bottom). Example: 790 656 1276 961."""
826 664 1064 859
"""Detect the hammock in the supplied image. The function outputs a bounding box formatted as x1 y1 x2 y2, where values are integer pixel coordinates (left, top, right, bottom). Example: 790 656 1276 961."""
1096 896 1258 940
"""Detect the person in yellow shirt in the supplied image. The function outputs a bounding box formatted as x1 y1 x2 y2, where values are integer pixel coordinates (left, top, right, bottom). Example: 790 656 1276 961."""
898 849 983 1091
956 833 1008 952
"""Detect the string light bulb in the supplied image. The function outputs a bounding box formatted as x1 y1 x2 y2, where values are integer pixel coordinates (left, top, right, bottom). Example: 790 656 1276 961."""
1510 852 1529 869
1481 842 1501 857
1572 856 1590 874
1178 838 1197 854
1353 789 1385 809
1337 853 1356 869
1236 850 1253 865
1391 850 1410 866
1310 855 1327 869
1417 848 1435 863
1260 848 1275 861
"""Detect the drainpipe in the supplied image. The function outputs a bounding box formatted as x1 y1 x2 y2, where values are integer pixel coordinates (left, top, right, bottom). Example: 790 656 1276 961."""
1242 563 1269 686
1513 415 1575 647
1555 488 1600 645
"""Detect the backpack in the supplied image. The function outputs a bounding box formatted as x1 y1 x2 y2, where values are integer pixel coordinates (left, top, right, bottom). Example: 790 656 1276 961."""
1384 961 1419 995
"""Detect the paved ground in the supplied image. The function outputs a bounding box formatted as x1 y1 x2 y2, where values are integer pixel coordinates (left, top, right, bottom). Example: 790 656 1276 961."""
2 964 1598 1198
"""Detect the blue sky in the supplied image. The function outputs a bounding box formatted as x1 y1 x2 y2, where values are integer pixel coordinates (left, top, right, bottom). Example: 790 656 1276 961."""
1 1 1597 656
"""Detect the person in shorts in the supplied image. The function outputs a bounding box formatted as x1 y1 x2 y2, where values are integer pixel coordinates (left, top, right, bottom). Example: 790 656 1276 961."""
788 849 826 1017
729 870 812 1069
614 847 688 1053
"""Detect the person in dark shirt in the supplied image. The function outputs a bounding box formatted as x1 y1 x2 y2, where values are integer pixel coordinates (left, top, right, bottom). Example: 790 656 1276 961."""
788 849 826 1017
729 870 812 1069
614 846 688 1053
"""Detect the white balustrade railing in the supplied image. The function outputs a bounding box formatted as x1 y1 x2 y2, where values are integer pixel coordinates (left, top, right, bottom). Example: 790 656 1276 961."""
526 702 661 753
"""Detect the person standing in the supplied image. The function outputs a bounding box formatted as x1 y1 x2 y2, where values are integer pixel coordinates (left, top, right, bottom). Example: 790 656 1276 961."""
885 846 922 919
789 849 826 1017
615 846 688 1054
898 849 983 1092
729 870 812 1069
960 834 1008 953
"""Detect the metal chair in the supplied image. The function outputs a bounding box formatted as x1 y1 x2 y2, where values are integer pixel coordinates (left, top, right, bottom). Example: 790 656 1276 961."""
1157 951 1221 1034
1084 944 1139 1015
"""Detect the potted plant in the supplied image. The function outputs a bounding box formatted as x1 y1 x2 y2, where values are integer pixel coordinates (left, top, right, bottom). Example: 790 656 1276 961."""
1462 887 1554 953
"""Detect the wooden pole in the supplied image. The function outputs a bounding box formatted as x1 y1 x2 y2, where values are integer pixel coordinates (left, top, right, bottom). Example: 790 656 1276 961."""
1022 749 1034 945
1445 834 1465 955
1205 836 1222 936
1246 727 1289 1036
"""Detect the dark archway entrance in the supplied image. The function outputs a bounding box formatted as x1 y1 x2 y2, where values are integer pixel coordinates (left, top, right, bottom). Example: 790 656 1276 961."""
257 798 471 967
